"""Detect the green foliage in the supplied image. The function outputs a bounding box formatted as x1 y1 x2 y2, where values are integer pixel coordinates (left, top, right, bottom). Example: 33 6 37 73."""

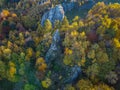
21 15 37 29
24 84 36 90
106 71 118 84
37 22 44 35
86 63 99 81
0 60 6 78
98 60 116 81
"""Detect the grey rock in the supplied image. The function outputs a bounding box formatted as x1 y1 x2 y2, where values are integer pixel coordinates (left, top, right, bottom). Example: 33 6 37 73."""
53 29 60 43
65 65 82 83
41 5 64 26
45 29 61 63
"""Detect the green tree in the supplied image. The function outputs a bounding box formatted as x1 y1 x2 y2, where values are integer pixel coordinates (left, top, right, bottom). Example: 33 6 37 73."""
24 84 36 90
99 61 115 81
0 60 6 78
106 71 118 84
86 63 99 82
22 15 37 29
37 22 44 35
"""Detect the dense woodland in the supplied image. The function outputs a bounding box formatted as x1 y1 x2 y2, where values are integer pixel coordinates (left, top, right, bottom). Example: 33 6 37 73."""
0 0 120 90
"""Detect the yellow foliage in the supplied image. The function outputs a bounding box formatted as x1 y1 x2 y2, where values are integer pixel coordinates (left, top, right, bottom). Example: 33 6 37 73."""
71 22 78 28
44 19 52 32
113 38 120 48
79 21 84 27
41 78 51 88
3 48 11 54
102 16 111 28
38 63 47 72
9 67 16 77
34 37 40 46
71 31 78 37
7 41 13 48
36 51 41 58
36 58 45 65
11 13 17 17
64 48 73 55
13 44 19 52
80 59 86 66
26 48 33 58
0 46 5 51
1 10 10 17
73 16 79 22
36 58 47 72
80 31 86 37
9 61 16 77
19 33 24 40
93 83 114 90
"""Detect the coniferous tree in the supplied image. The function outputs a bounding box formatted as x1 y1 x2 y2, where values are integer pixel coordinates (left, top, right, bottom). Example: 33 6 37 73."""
44 19 52 33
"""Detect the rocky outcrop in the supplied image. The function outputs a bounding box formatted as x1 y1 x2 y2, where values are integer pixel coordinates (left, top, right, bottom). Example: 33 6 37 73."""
65 65 82 83
45 29 61 63
41 5 64 26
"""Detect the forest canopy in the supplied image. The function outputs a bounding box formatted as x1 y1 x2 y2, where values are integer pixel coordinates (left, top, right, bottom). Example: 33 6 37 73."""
0 0 120 90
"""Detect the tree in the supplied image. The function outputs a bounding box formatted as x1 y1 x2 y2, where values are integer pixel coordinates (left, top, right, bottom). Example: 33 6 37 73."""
76 79 93 90
86 63 99 82
62 16 69 26
0 60 6 78
44 19 52 33
106 71 118 84
98 61 115 81
24 84 36 90
37 22 44 35
61 16 69 31
21 15 36 29
72 16 79 23
93 83 114 90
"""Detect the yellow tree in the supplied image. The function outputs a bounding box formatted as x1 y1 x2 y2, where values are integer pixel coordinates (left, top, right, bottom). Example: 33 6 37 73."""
44 19 52 33
61 16 69 31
